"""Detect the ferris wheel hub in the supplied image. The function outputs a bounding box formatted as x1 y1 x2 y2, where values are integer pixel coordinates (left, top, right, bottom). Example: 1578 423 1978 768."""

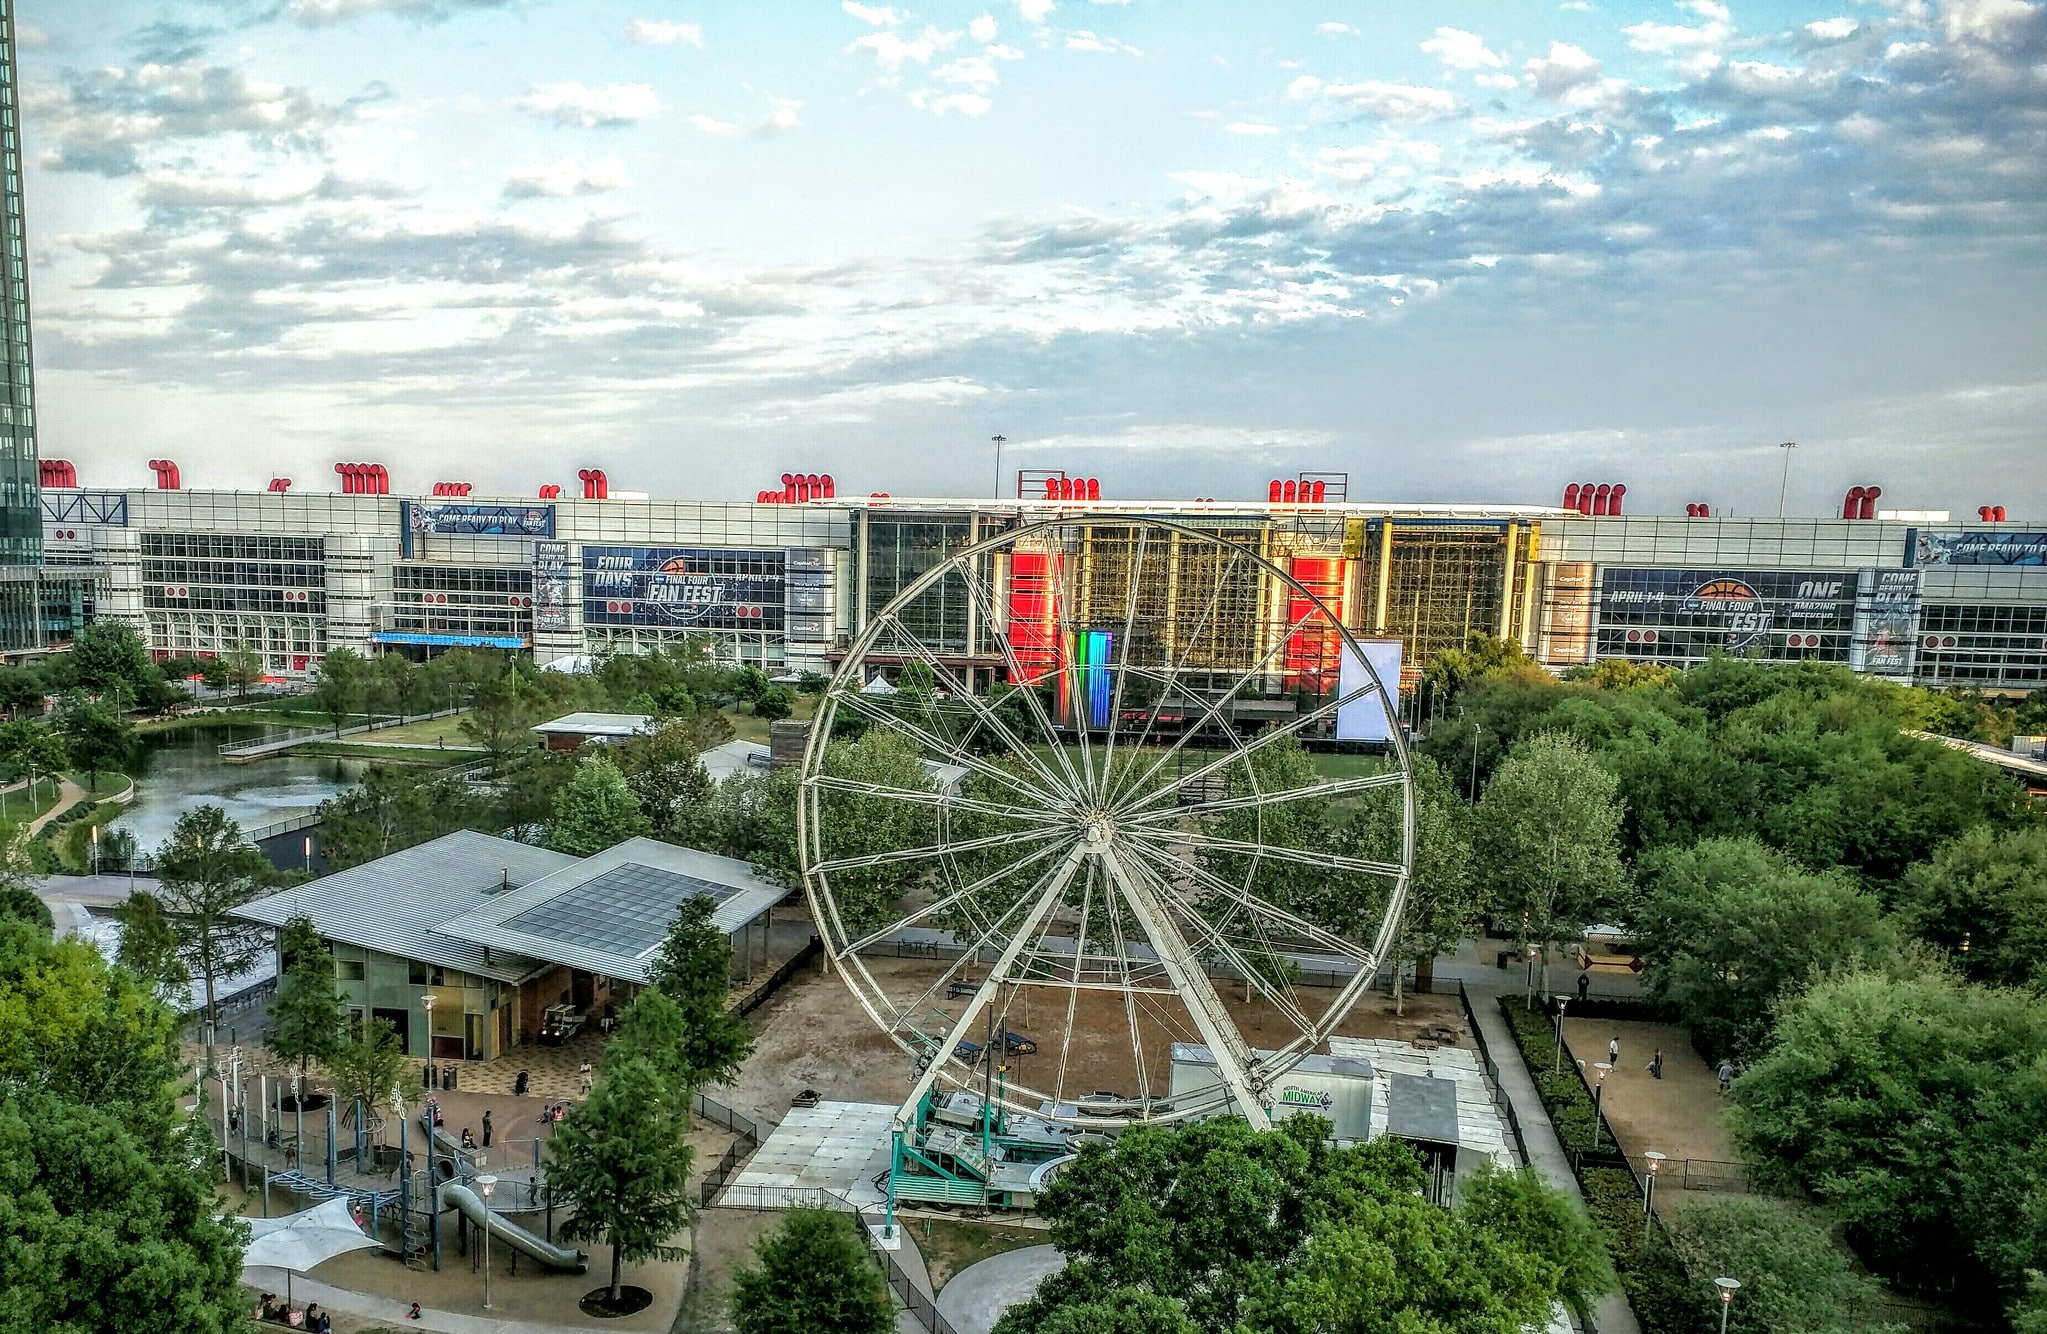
1077 810 1115 854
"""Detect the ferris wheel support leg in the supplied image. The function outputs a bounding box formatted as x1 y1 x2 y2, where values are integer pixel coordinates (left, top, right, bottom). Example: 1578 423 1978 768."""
890 847 1088 1138
1099 845 1272 1129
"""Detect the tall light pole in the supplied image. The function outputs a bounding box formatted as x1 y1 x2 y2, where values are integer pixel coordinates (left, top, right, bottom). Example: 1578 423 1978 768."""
1776 441 1797 518
477 1173 498 1310
1642 1150 1666 1240
1590 1062 1613 1150
1552 996 1570 1073
990 435 1006 499
1716 1276 1741 1334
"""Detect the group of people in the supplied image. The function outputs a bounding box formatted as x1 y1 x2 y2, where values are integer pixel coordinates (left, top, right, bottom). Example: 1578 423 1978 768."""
254 1296 330 1331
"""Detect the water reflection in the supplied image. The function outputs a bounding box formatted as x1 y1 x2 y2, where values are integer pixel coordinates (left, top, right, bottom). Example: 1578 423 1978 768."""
111 725 369 855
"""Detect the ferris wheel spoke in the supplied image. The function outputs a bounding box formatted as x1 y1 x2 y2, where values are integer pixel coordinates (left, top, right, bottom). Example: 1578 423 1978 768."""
952 549 1090 798
1123 835 1384 962
1110 542 1250 803
1100 855 1151 1107
843 838 1069 956
1125 826 1405 882
874 610 1082 802
884 845 1083 1034
1119 669 1390 820
1111 617 1299 810
811 824 1064 875
829 687 1059 810
1120 768 1405 825
809 773 1067 826
1118 842 1315 1031
1096 527 1151 804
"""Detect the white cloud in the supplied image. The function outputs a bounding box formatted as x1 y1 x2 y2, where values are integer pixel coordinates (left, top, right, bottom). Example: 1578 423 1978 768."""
1017 0 1054 24
1805 17 1858 39
970 14 999 41
516 82 661 128
286 0 507 23
935 55 1002 87
1943 0 2035 43
914 91 994 117
843 2 901 25
625 19 703 47
851 26 959 71
1318 22 1360 37
13 20 47 46
1523 42 1602 99
1322 80 1458 120
503 155 633 198
687 113 742 137
1226 122 1280 136
1474 73 1519 90
1420 27 1503 71
1286 75 1323 100
762 98 804 134
1066 30 1141 54
1559 1 1591 9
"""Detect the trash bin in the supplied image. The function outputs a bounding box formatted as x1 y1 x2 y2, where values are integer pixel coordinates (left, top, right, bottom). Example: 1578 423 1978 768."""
441 1063 457 1091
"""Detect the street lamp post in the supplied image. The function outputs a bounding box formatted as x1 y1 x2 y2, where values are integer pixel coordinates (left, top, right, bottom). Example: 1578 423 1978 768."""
476 1174 498 1310
990 435 1006 499
1776 441 1797 518
1715 1276 1741 1333
1591 1062 1613 1151
1553 996 1570 1073
1642 1151 1666 1240
91 823 99 877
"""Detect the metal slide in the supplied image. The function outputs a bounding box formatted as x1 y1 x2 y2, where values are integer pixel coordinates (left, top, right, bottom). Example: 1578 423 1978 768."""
436 1182 588 1273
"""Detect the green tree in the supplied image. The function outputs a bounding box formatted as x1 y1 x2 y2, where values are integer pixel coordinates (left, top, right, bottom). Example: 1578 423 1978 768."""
55 694 132 792
461 671 543 771
615 719 720 841
268 916 347 1080
547 1056 696 1306
114 890 187 1003
313 646 368 736
492 747 580 842
781 729 932 923
548 754 650 855
324 1017 406 1135
642 895 754 1093
1339 753 1476 1013
1730 963 2047 1304
1896 823 2047 990
753 685 794 722
730 1204 893 1334
153 805 272 1068
220 643 264 702
0 718 67 809
1421 630 1532 706
318 766 490 869
0 921 185 1129
1631 837 1900 1060
1664 1197 1903 1334
67 622 155 707
0 1091 251 1334
0 664 45 719
1475 730 1628 999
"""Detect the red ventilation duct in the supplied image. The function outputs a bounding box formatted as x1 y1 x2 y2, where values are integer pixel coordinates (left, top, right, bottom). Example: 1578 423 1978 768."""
821 474 836 499
1592 484 1612 516
1282 480 1297 503
39 460 77 488
1685 502 1713 518
268 478 292 493
1577 483 1596 515
1269 480 1283 503
1563 483 1581 511
1043 479 1058 500
539 485 561 500
1310 480 1325 504
1994 505 2008 522
578 469 610 500
148 459 183 490
1842 487 1864 520
1980 506 1994 521
1086 478 1100 501
1608 484 1626 516
1858 486 1880 520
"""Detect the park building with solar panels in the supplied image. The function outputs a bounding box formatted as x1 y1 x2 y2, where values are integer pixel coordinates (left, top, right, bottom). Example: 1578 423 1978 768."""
24 464 2047 697
231 831 783 1064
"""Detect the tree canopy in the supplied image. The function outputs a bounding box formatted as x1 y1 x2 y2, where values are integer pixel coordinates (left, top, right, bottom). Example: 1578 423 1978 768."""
729 1204 893 1334
153 805 273 1060
267 916 347 1078
641 895 754 1094
548 753 650 855
1895 822 2047 991
1664 1197 1902 1334
548 1055 696 1304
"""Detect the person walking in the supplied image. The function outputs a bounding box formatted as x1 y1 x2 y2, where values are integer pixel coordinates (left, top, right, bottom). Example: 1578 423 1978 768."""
481 1109 493 1148
1648 1050 1664 1080
579 1060 593 1095
1608 1035 1620 1065
1717 1059 1735 1093
1577 971 1591 1003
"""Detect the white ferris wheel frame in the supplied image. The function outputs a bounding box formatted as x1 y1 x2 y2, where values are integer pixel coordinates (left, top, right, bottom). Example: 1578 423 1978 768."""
798 515 1417 1133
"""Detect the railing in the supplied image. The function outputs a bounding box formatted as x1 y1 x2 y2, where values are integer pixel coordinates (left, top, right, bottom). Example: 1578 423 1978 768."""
1458 981 1530 1166
1678 1159 1749 1194
731 936 824 1018
692 1090 772 1208
217 706 466 757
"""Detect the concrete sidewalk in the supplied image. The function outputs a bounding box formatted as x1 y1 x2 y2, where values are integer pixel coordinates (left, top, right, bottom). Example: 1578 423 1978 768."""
244 1265 626 1334
1468 987 1642 1334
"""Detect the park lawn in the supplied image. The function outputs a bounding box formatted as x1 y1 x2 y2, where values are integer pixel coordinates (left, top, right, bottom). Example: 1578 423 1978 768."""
915 1218 1049 1293
0 773 71 824
290 742 469 765
325 711 474 746
723 693 817 744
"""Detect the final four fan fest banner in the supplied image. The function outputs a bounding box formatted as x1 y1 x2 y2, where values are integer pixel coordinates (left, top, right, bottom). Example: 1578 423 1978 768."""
582 546 785 629
1597 568 1861 656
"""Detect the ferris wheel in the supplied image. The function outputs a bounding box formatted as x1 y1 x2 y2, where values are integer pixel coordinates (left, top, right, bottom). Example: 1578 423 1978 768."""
799 516 1414 1130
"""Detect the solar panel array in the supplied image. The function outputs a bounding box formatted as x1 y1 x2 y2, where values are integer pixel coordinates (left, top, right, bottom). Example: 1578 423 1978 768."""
503 862 739 960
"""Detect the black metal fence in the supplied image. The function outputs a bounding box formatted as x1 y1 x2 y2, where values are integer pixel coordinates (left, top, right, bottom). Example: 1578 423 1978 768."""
1457 981 1531 1166
732 936 823 1018
692 1091 772 1208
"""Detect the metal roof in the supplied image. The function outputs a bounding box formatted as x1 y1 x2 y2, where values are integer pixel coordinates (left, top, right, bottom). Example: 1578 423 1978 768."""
232 831 577 983
531 712 653 738
1385 1072 1461 1146
436 837 785 984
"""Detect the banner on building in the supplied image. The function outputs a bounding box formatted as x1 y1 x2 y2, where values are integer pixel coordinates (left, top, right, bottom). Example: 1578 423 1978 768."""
533 541 572 634
1335 639 1404 743
400 502 555 557
1849 568 1920 676
1596 568 1859 658
583 546 786 630
1908 529 2047 568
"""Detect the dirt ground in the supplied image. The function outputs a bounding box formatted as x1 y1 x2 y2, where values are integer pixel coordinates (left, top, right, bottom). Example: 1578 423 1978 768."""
716 952 1470 1124
1561 1016 1744 1211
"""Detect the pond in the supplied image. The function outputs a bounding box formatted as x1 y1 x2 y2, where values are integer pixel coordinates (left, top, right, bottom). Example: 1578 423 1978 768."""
110 724 370 855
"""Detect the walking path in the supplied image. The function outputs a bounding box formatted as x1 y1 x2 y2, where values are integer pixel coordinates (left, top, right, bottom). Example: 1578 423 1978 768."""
1467 986 1641 1334
27 777 90 834
243 1266 641 1334
935 1246 1062 1334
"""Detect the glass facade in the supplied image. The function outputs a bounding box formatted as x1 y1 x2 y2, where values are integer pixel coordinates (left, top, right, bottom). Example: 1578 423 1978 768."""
388 563 533 641
142 534 327 615
1916 603 2047 688
864 516 980 656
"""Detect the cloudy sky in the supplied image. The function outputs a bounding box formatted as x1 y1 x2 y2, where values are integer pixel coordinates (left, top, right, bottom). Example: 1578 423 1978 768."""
18 0 2047 514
